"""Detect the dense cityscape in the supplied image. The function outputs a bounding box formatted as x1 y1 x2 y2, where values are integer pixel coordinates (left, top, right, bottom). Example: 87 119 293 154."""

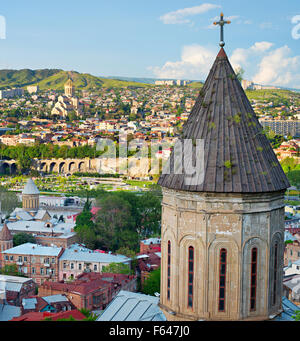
0 1 299 334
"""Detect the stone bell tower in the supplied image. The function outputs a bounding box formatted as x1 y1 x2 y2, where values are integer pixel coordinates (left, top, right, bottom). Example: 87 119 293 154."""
158 14 290 321
65 78 75 98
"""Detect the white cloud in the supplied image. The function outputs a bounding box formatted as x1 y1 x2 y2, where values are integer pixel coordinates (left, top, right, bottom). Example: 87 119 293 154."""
250 41 274 53
160 4 221 25
230 41 274 70
253 46 300 88
148 44 217 80
149 42 300 89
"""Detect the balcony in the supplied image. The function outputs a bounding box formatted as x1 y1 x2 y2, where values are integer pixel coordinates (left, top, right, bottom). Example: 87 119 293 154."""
16 261 23 266
44 263 50 267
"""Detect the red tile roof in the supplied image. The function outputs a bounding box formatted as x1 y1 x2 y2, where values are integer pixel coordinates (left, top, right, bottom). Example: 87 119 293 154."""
0 223 13 241
11 309 86 321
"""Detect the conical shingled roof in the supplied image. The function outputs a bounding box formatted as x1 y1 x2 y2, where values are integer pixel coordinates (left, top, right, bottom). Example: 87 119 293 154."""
158 48 290 193
0 223 12 241
22 178 40 195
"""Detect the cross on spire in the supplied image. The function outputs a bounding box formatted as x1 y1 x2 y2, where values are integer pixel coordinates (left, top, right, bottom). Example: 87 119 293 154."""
213 13 231 47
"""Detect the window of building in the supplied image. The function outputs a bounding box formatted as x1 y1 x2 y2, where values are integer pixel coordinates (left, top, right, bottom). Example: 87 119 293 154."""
218 248 227 312
78 263 82 270
32 267 35 274
18 256 22 262
63 263 66 269
9 256 14 261
71 263 74 269
167 241 171 301
188 246 194 308
51 258 55 264
24 257 27 262
94 264 97 271
40 268 44 275
250 248 258 312
272 243 278 306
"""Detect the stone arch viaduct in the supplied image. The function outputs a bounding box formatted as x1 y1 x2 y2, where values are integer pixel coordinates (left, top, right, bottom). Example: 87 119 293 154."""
37 158 99 174
0 158 99 175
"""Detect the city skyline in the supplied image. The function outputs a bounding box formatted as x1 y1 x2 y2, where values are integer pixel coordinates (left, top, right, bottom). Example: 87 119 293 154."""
0 1 299 88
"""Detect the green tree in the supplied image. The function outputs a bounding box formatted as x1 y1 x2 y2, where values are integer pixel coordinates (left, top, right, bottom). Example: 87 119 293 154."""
293 311 300 321
75 224 97 250
95 195 135 251
0 263 26 277
79 308 99 321
13 233 36 246
0 186 20 216
102 262 133 275
287 170 300 188
235 67 245 83
142 267 160 296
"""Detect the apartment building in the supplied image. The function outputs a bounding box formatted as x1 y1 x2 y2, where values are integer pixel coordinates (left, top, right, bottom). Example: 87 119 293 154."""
2 243 64 285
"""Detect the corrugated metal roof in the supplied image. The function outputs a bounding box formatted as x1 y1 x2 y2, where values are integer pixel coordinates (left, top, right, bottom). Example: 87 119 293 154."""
274 297 300 321
42 294 69 304
158 48 290 193
0 304 21 321
97 290 166 321
2 243 62 256
22 298 37 310
60 249 130 264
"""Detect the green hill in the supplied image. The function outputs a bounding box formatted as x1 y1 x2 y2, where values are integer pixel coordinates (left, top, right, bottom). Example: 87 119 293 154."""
187 81 203 89
0 69 151 91
0 69 60 90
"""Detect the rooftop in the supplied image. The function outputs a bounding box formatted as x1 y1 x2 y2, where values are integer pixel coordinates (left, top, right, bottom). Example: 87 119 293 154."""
2 243 63 257
158 48 290 193
96 290 166 321
22 178 40 195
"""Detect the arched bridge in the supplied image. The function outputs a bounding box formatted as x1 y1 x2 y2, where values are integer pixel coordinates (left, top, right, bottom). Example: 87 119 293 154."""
37 158 98 174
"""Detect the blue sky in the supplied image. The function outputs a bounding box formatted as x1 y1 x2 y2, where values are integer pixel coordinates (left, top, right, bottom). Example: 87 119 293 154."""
0 0 299 87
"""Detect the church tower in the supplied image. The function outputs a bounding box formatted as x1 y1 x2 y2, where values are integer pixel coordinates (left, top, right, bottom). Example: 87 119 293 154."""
22 178 40 212
158 14 290 321
64 78 75 97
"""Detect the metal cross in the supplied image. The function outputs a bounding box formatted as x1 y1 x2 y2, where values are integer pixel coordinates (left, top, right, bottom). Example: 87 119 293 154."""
213 13 231 47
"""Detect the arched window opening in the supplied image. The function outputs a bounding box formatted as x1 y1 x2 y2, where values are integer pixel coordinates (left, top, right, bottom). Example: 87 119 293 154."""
250 247 258 311
218 248 227 312
188 246 194 308
167 241 171 300
272 243 278 306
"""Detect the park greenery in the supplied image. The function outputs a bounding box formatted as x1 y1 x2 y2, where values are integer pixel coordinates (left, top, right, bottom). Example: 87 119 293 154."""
74 187 162 253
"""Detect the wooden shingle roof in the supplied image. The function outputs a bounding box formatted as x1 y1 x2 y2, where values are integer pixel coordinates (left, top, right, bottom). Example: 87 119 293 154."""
158 48 290 193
